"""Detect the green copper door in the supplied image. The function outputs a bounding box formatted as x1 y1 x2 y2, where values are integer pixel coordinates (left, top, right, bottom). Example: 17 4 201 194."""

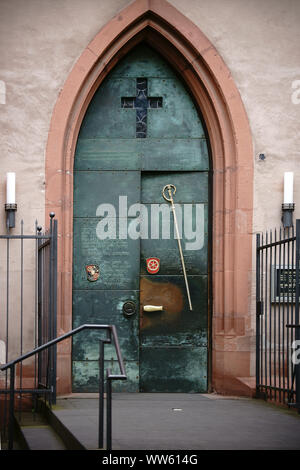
72 44 210 392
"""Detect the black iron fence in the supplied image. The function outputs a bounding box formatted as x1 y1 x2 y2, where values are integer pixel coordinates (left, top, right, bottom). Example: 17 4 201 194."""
37 216 57 401
0 213 57 446
256 219 300 409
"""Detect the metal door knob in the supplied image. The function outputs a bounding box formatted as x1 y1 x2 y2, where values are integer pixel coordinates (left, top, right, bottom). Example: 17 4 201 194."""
143 305 163 312
123 301 136 317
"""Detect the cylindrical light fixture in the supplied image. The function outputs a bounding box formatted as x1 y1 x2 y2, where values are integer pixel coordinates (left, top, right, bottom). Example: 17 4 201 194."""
5 172 17 229
282 172 295 229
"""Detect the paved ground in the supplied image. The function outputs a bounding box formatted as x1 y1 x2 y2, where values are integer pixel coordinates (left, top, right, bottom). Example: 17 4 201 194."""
52 393 300 450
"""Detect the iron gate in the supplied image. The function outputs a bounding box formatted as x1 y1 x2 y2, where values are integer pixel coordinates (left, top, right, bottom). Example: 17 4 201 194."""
256 219 300 409
0 213 57 443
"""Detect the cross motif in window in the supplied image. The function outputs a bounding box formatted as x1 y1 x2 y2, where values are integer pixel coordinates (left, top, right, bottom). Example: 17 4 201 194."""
121 78 163 138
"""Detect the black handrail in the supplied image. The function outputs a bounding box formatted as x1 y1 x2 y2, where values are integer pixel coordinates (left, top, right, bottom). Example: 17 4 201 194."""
0 324 127 450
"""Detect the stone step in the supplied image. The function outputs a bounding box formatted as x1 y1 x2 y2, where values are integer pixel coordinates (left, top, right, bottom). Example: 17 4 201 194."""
15 412 67 450
42 402 87 450
20 424 67 450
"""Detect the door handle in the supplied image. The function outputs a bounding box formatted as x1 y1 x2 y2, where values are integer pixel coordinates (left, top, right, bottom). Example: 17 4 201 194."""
143 305 163 312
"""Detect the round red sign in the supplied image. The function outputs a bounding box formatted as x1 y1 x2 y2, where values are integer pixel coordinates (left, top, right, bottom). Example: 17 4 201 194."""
146 257 160 274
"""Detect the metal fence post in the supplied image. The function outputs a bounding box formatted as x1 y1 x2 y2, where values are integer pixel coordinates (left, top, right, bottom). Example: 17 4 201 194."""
51 216 58 405
295 219 300 407
106 375 112 451
256 233 261 397
8 365 15 450
48 213 54 407
98 340 105 449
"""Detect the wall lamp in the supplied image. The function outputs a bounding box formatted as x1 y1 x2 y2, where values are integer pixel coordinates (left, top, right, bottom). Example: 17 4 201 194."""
282 172 294 229
5 172 17 229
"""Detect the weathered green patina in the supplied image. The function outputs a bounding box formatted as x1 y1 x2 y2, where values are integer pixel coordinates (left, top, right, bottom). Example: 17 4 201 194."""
73 43 210 392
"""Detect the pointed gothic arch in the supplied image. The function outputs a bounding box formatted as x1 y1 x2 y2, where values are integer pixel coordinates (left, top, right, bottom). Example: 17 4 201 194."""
45 0 254 395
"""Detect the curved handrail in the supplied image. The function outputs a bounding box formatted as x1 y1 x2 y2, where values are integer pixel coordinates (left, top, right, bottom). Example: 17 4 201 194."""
0 323 126 379
0 324 127 450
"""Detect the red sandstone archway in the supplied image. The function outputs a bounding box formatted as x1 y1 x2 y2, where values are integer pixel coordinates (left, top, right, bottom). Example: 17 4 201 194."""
45 0 254 396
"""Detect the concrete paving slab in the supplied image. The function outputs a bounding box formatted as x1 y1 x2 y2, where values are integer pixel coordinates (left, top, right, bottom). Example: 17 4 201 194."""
52 394 300 450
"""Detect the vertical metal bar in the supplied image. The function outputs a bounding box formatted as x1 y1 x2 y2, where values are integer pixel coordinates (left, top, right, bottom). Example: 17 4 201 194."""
52 219 57 404
48 213 55 406
4 237 10 438
34 222 40 419
37 226 42 387
288 225 296 403
106 376 112 451
48 216 53 401
278 227 282 402
256 233 261 395
295 219 300 407
287 227 291 396
274 229 277 402
264 231 268 395
269 230 272 398
260 233 264 392
43 240 48 393
6 238 9 364
19 220 24 419
282 229 286 402
291 225 296 401
34 222 39 391
99 341 105 449
8 365 15 450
